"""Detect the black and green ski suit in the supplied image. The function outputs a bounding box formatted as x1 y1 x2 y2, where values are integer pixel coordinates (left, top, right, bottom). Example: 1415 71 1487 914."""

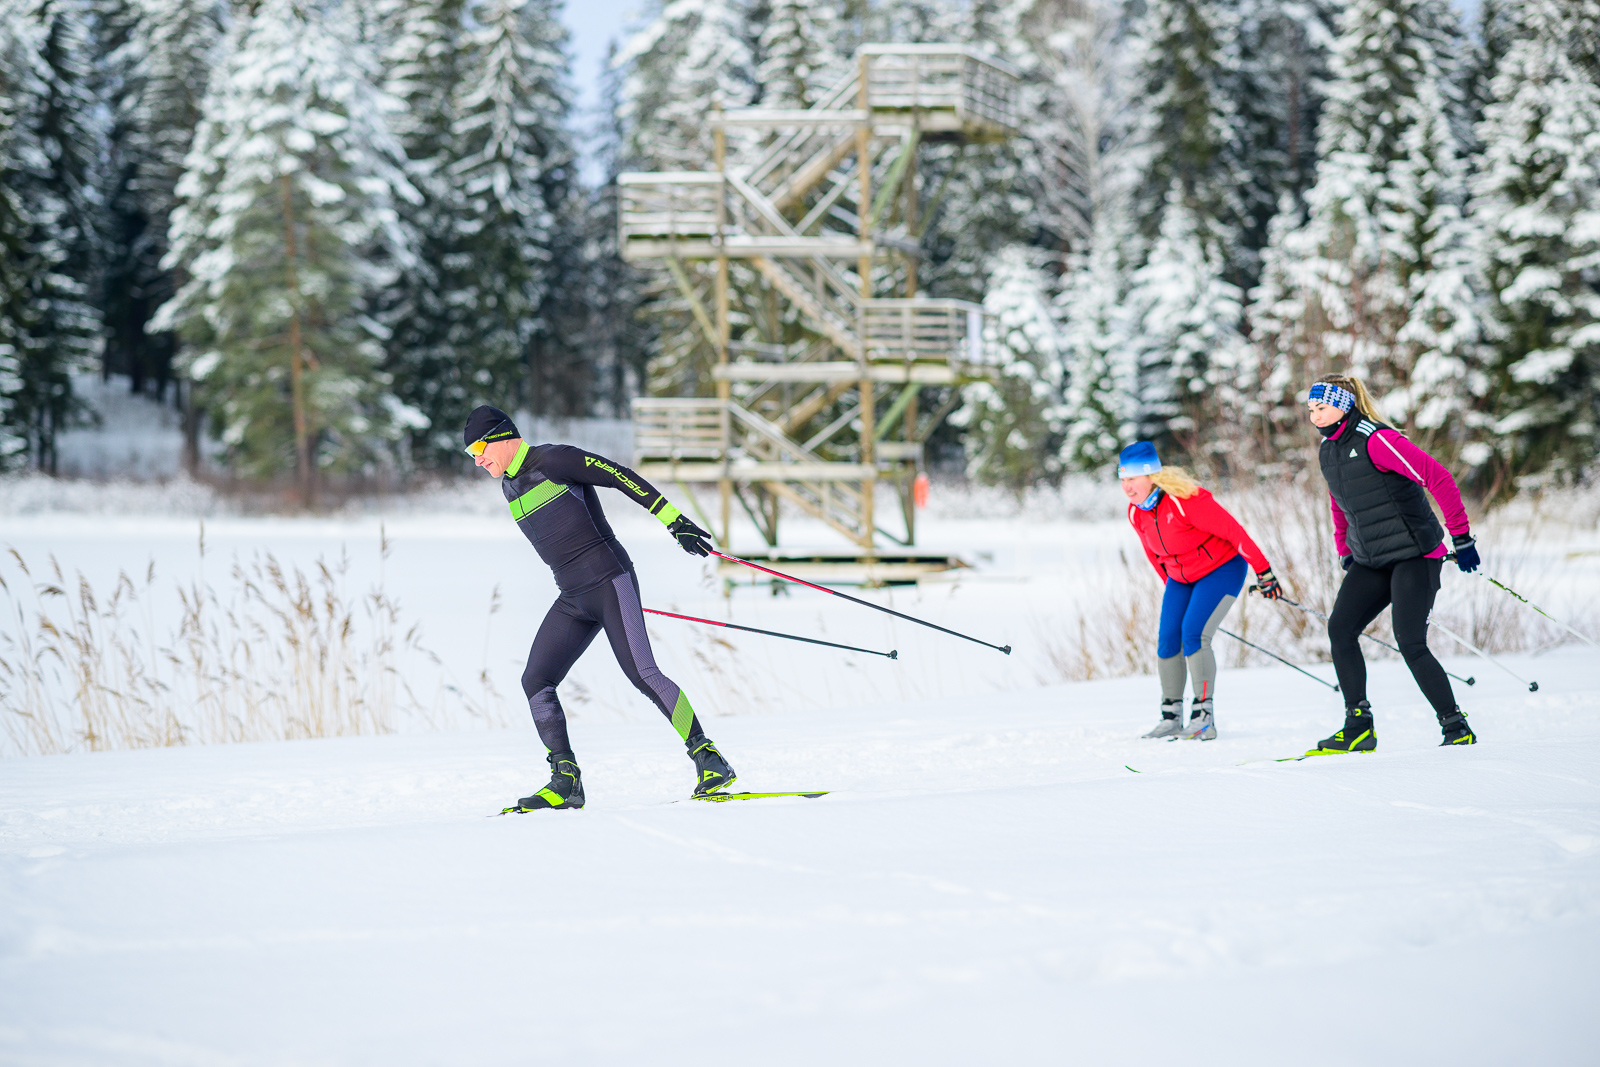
499 442 701 753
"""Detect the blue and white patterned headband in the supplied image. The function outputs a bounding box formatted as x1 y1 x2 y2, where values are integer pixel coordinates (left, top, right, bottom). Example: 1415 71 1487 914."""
1307 382 1356 412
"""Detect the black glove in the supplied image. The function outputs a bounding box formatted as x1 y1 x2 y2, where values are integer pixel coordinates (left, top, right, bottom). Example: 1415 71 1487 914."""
667 514 712 557
1451 532 1480 573
1340 556 1354 572
1255 568 1284 600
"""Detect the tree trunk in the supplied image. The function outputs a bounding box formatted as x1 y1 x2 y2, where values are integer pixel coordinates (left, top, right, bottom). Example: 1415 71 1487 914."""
280 173 312 506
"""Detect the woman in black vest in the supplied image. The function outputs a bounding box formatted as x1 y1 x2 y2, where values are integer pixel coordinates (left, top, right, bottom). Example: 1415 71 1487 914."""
1305 373 1480 753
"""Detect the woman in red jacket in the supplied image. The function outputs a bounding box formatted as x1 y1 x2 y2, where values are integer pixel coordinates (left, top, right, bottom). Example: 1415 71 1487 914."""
1119 442 1283 740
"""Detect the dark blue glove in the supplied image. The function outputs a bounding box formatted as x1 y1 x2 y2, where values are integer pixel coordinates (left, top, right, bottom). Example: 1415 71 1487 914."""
1451 533 1480 573
1340 556 1354 572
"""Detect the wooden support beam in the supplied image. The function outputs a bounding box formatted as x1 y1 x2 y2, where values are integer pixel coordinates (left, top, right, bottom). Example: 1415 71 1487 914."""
663 256 719 353
713 362 961 385
781 379 855 435
874 383 920 441
635 462 874 481
713 109 869 126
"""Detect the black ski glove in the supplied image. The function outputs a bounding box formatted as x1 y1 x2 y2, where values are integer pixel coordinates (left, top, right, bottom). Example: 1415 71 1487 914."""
1255 568 1284 601
1340 555 1354 572
667 514 713 557
1451 532 1480 573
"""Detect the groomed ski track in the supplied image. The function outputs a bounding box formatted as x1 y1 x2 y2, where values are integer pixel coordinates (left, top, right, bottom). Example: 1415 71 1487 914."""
3 651 1597 1066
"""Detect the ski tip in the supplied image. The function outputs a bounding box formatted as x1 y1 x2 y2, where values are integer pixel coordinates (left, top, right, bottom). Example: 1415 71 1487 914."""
1124 765 1140 773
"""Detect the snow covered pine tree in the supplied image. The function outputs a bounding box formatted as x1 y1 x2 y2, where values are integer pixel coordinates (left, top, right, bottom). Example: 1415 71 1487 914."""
1472 0 1600 489
155 0 423 498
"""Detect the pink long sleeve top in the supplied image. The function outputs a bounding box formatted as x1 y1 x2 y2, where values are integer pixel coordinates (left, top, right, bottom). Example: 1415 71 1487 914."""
1330 428 1469 558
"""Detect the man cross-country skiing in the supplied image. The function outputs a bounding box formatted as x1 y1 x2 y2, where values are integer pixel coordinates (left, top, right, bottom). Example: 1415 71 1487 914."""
464 405 735 809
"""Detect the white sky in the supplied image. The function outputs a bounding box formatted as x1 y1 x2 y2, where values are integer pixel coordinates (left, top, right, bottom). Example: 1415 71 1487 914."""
560 0 646 180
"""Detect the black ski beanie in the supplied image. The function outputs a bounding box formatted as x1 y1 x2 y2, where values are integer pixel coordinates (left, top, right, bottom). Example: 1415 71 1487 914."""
463 405 519 447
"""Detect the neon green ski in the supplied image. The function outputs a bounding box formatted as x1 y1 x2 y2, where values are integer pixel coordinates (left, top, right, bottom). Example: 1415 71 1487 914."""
692 791 828 802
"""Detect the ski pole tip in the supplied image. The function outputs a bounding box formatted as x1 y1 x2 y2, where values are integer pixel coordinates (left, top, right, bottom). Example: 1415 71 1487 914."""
1529 681 1539 692
1466 676 1476 686
1001 644 1012 655
888 649 899 660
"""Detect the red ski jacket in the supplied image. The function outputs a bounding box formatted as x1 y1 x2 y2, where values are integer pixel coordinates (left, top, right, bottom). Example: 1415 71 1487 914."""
1127 487 1271 584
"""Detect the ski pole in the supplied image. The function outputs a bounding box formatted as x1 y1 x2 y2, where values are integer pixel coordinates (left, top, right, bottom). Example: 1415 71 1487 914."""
1253 587 1476 687
643 607 899 660
1217 627 1340 691
710 550 1012 655
1427 617 1538 692
1463 569 1598 649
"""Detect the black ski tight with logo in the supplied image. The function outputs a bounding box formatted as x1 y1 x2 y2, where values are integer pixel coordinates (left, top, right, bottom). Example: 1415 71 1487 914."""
521 570 702 753
1327 556 1455 716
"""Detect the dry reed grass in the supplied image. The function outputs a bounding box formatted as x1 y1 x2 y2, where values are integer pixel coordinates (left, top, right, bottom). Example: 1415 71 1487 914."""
0 526 498 757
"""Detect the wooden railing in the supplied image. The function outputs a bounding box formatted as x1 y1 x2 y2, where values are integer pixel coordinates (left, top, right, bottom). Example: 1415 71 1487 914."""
631 398 723 463
618 173 721 244
861 299 992 365
860 46 1020 134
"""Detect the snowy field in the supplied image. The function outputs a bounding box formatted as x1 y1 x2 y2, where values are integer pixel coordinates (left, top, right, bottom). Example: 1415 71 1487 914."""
3 478 1599 1063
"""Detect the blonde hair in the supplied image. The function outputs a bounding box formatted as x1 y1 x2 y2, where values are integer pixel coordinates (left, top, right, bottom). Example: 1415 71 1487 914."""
1313 372 1380 421
1150 466 1202 499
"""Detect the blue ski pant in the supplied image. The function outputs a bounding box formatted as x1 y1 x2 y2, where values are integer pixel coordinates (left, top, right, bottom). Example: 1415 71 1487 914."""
1157 553 1247 704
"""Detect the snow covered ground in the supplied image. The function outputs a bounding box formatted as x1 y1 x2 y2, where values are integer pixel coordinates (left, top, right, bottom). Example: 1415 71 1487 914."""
3 481 1599 1063
3 652 1598 1065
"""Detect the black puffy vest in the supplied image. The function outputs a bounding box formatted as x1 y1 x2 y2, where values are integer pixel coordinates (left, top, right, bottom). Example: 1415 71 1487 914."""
1319 416 1444 568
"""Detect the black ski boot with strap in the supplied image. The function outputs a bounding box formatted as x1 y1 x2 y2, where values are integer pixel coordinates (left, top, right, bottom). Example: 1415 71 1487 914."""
687 734 736 797
1308 702 1377 755
512 750 585 810
1438 708 1477 746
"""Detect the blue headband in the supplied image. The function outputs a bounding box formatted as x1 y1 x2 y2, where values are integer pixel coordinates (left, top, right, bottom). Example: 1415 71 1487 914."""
1307 382 1356 412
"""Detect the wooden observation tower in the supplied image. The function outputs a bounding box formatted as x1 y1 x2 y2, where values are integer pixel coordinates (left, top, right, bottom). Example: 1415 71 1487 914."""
620 45 1020 572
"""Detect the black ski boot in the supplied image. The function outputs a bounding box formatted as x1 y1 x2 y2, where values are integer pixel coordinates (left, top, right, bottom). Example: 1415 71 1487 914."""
1438 708 1477 746
1308 702 1376 755
513 750 585 810
687 734 736 796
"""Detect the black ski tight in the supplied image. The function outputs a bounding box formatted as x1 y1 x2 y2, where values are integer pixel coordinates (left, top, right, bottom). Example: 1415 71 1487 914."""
1328 556 1455 716
521 570 702 753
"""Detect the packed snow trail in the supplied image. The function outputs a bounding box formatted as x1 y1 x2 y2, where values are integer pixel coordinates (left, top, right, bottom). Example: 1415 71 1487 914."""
3 652 1598 1065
